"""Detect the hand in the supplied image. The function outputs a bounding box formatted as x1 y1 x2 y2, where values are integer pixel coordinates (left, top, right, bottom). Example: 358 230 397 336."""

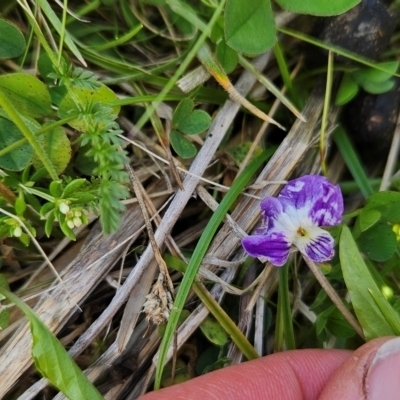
139 336 400 400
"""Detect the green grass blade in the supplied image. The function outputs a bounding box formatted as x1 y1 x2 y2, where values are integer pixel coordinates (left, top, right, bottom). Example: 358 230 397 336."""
275 263 295 350
165 254 259 361
155 149 273 389
37 0 87 66
333 126 374 198
279 27 400 77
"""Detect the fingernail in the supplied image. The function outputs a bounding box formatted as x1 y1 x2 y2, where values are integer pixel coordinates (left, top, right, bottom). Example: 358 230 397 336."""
367 337 400 400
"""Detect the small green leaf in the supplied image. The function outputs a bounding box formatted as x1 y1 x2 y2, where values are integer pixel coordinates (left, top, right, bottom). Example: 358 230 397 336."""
177 110 211 135
32 125 71 175
225 0 276 55
0 19 26 59
359 79 395 95
359 209 381 232
357 221 397 262
335 73 359 106
14 197 27 216
172 98 194 126
0 117 34 171
44 210 56 237
355 61 399 84
49 180 63 198
0 73 52 119
170 130 197 158
58 84 120 132
62 179 88 198
37 52 58 83
200 316 229 346
339 225 397 340
216 40 238 74
275 0 360 16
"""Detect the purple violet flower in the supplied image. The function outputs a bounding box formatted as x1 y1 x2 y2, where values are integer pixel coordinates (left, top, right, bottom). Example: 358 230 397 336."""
242 175 344 267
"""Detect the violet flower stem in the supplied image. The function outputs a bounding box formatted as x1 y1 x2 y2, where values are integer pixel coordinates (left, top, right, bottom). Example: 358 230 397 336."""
304 256 365 341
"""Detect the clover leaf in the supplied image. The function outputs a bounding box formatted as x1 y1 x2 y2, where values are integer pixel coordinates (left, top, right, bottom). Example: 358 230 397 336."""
170 99 212 159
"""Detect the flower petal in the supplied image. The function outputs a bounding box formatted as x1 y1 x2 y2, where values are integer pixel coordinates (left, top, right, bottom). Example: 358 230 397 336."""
242 232 291 266
259 197 284 231
279 175 343 227
293 226 335 262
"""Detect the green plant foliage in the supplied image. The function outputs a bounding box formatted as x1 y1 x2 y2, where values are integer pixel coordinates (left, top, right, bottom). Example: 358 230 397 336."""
336 61 398 105
216 40 238 74
316 306 355 340
0 19 26 59
58 85 120 132
0 274 10 330
224 0 276 55
275 0 360 16
200 316 229 346
339 226 399 340
0 73 52 119
353 192 400 261
177 110 211 135
31 125 72 174
0 117 34 171
363 191 400 222
357 221 397 262
0 287 103 399
170 98 212 158
358 209 381 232
170 130 197 159
335 74 358 106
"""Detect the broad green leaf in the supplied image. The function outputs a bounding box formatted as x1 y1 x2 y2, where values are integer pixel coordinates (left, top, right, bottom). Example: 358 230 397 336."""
177 110 211 135
339 225 397 340
275 0 360 16
58 84 120 132
0 288 103 399
357 221 397 262
172 98 194 126
335 73 359 106
359 79 395 95
0 73 52 119
216 40 238 74
355 61 399 84
225 0 276 55
200 316 229 346
364 191 400 222
0 19 26 59
170 130 197 158
32 125 71 175
359 209 381 232
0 117 34 171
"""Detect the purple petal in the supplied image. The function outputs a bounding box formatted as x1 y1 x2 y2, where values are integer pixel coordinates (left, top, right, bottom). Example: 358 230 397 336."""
242 232 291 266
259 197 285 231
279 175 343 227
294 226 335 262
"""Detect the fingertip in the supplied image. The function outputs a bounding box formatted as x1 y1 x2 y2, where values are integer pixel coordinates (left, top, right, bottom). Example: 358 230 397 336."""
139 350 351 400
